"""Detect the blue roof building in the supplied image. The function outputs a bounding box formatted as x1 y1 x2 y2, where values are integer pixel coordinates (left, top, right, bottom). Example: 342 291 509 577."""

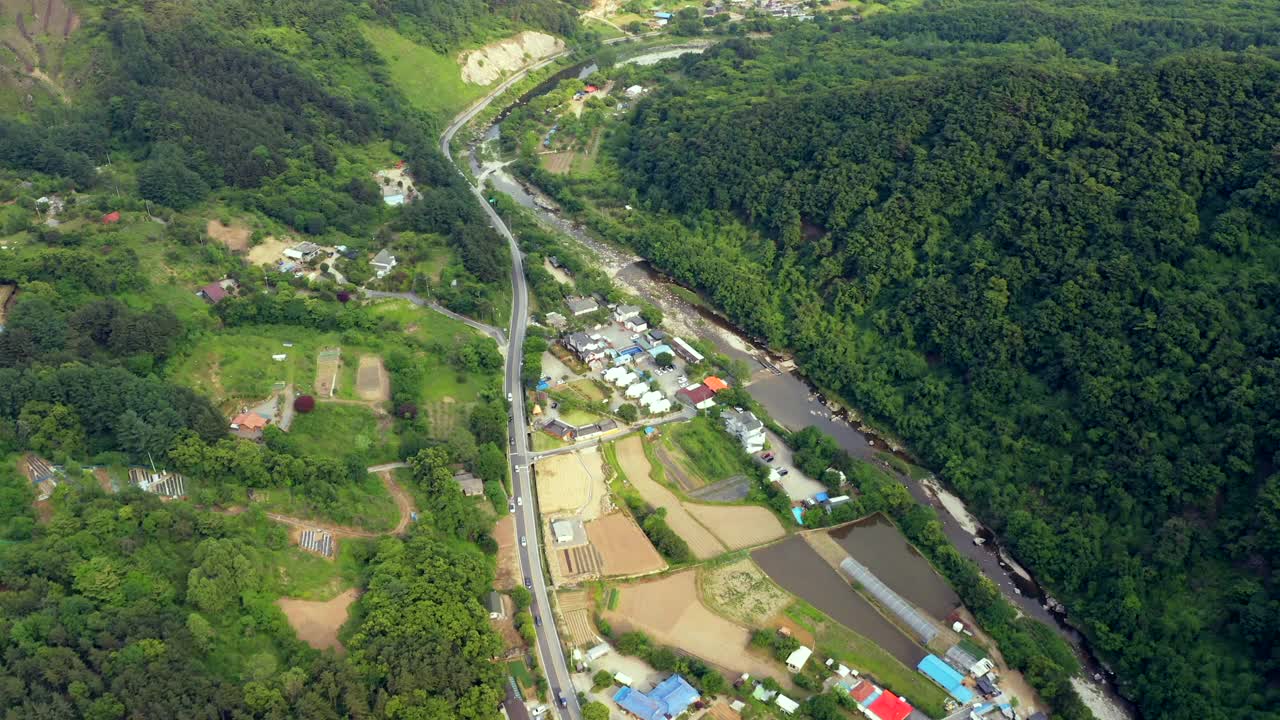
614 675 700 720
917 654 975 704
654 11 673 19
648 344 674 358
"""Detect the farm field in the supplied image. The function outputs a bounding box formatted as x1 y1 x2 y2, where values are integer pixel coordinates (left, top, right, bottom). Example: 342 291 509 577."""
170 327 343 405
206 218 252 252
534 450 609 519
685 503 785 550
254 472 402 532
558 590 599 647
699 557 792 627
615 436 726 559
605 570 785 681
669 415 756 483
355 355 390 402
585 512 666 577
277 588 360 653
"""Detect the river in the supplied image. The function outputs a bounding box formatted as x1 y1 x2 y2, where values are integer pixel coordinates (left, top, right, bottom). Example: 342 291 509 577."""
471 45 1135 720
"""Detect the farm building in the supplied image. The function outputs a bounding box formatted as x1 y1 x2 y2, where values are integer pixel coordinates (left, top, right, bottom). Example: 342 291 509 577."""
613 674 700 720
585 643 610 661
283 241 322 262
128 468 188 498
566 296 600 316
671 337 704 363
785 646 812 672
552 519 576 543
677 384 716 410
486 591 506 619
101 211 121 224
577 419 618 439
371 249 398 278
230 412 271 439
453 471 484 497
916 655 975 704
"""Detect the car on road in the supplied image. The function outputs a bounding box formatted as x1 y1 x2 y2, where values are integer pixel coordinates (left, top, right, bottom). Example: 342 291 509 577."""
508 501 515 512
779 469 790 476
507 392 514 402
534 613 542 627
521 536 527 547
517 496 523 506
524 576 532 588
556 691 567 708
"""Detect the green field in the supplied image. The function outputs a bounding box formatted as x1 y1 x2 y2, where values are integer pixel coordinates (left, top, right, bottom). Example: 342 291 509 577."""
253 473 400 533
507 659 535 691
362 23 489 118
170 327 343 404
287 403 395 463
786 601 949 718
670 415 754 483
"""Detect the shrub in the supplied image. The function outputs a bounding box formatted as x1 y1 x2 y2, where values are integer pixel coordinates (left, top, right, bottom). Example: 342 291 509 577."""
294 395 316 413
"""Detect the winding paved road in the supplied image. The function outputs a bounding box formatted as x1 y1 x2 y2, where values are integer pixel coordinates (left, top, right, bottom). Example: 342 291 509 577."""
440 50 580 720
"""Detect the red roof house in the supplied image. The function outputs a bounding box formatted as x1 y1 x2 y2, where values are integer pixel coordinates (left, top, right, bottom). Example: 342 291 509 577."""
231 413 270 432
849 681 876 704
703 375 729 393
677 384 716 409
585 84 599 93
867 693 913 720
101 211 121 224
198 282 228 304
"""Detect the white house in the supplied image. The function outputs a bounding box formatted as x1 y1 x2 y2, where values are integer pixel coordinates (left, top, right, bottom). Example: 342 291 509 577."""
613 371 639 388
785 646 812 673
640 390 664 408
604 366 628 383
566 296 600 316
647 398 672 414
724 408 766 453
775 695 799 715
283 241 321 262
625 382 649 399
614 304 642 323
371 248 397 278
625 85 645 99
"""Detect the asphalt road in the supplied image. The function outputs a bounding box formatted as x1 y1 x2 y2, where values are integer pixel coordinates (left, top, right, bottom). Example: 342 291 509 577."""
440 49 581 720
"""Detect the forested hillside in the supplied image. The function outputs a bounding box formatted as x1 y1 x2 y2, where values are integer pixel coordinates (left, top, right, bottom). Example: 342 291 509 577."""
587 4 1280 718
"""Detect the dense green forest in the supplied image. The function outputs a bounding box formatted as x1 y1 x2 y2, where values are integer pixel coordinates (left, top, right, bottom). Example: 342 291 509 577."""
527 2 1280 718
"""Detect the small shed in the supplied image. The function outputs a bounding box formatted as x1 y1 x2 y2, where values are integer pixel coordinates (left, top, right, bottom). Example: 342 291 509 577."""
785 646 812 673
486 591 505 619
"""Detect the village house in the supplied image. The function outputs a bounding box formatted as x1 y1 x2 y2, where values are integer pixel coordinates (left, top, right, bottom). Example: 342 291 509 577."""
565 332 608 363
723 408 766 453
543 418 576 441
613 304 642 323
230 412 270 440
545 311 568 330
371 248 398 278
283 241 322 262
197 278 238 305
452 471 484 497
677 384 716 410
671 336 704 364
613 674 699 720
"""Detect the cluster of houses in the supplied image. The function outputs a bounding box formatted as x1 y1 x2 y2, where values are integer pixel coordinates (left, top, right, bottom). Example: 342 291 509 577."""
603 365 673 415
613 674 701 720
542 417 619 443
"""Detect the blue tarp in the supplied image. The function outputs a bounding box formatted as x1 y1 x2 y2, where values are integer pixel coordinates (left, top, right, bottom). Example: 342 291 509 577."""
614 675 700 720
814 492 830 502
791 507 805 525
917 655 976 704
536 380 550 391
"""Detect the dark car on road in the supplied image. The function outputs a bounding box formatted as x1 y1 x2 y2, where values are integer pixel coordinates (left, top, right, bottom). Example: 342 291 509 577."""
524 576 532 588
556 691 567 708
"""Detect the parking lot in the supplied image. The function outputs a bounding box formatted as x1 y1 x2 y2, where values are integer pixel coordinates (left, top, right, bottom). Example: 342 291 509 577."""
758 427 826 501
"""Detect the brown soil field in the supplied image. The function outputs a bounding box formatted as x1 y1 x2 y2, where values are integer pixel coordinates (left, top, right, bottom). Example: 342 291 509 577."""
605 570 785 681
355 355 389 402
206 219 251 252
315 348 340 398
700 558 792 627
769 612 816 649
541 152 574 175
534 450 608 519
247 235 293 265
706 701 741 720
558 590 598 646
494 514 518 590
686 503 785 550
615 436 726 559
277 588 359 653
586 512 666 577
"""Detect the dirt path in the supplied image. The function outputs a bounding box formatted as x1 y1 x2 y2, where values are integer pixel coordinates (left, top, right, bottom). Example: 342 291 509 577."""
381 471 416 534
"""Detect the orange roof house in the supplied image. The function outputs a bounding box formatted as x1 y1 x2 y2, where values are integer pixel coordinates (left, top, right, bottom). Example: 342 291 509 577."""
230 413 270 431
703 376 729 393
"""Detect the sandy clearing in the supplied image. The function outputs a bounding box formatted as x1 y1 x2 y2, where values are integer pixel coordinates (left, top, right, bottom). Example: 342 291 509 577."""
356 355 389 403
206 219 251 252
494 514 518 590
615 436 726 559
535 449 609 520
277 588 359 653
586 512 666 577
605 570 785 681
247 235 293 266
0 285 15 327
459 31 565 85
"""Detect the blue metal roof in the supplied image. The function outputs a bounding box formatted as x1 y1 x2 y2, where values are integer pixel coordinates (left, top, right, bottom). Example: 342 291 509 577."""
814 492 830 502
792 507 805 525
917 654 975 704
614 675 699 720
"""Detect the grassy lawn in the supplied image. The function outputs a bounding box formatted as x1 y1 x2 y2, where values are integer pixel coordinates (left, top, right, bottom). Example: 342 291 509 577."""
670 415 754 483
507 659 535 691
567 379 607 402
558 408 603 425
786 601 949 718
362 23 489 118
170 327 343 405
254 473 401 533
287 403 396 462
533 432 569 452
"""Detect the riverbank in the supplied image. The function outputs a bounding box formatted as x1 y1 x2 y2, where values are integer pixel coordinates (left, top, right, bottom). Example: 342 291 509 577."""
469 43 1135 720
